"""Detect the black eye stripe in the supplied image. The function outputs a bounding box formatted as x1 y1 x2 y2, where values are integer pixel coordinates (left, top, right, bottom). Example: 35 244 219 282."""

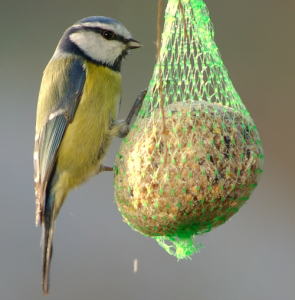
82 26 126 43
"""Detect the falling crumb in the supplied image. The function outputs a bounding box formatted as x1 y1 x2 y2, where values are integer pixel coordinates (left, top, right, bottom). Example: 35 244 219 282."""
133 258 138 273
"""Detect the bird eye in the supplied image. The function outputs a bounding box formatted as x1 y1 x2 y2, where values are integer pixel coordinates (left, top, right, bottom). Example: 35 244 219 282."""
102 30 115 40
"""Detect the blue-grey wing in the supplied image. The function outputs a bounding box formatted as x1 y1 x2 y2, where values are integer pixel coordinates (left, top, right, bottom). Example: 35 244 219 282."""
34 58 86 225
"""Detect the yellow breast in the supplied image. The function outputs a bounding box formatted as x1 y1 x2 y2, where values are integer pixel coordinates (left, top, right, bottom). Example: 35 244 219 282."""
56 62 122 189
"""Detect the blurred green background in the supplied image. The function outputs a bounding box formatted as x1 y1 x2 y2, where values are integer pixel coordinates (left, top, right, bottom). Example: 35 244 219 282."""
1 0 294 299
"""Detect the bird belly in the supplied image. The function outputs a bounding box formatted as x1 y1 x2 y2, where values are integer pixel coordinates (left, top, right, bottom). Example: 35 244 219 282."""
55 64 122 193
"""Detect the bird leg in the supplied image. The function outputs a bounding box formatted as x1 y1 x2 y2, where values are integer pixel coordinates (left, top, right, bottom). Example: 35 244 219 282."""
97 165 113 173
125 88 147 125
99 89 147 173
112 88 147 138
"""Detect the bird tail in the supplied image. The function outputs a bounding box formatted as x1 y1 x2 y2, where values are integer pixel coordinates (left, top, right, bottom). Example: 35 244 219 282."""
42 191 55 295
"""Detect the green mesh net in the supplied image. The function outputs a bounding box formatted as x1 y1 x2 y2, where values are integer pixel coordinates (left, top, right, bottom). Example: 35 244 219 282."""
114 0 264 259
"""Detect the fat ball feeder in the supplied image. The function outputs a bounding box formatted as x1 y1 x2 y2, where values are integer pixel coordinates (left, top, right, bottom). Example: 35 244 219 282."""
114 0 264 258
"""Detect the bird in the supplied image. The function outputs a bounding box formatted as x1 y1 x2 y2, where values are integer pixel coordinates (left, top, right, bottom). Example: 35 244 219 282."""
33 16 145 294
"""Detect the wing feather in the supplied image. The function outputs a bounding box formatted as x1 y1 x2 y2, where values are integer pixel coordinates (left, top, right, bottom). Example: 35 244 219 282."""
34 57 86 225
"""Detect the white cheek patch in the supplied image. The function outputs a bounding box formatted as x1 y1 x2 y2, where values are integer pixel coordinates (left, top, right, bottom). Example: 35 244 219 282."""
70 31 124 65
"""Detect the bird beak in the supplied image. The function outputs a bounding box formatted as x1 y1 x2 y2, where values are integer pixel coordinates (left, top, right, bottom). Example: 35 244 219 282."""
126 38 142 50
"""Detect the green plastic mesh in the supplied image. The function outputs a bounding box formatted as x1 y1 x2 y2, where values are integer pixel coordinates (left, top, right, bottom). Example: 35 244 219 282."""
114 0 264 259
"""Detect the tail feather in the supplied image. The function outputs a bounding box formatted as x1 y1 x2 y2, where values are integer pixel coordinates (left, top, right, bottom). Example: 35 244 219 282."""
42 192 55 295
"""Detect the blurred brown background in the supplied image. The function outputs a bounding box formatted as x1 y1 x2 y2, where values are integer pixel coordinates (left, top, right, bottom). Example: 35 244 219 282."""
0 0 294 299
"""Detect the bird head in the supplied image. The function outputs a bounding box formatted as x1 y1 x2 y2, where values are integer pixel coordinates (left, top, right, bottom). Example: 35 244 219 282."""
55 16 142 71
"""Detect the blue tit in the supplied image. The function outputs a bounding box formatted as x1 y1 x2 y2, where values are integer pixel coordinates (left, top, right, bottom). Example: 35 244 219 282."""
34 16 144 294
